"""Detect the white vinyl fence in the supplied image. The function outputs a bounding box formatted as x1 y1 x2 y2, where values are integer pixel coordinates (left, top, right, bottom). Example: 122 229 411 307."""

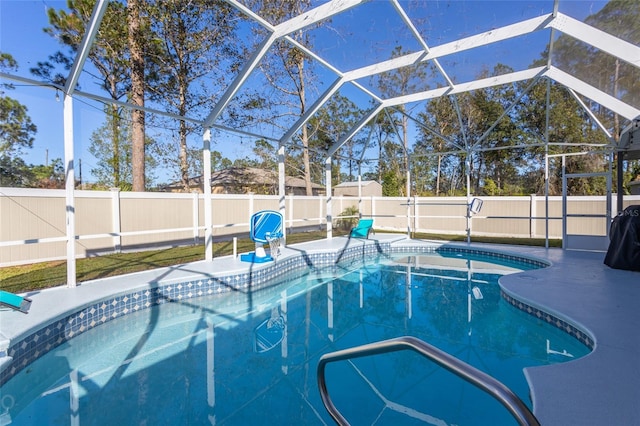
1 187 639 266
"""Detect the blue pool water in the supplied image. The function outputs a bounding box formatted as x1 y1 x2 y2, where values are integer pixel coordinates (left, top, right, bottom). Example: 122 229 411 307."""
2 252 590 425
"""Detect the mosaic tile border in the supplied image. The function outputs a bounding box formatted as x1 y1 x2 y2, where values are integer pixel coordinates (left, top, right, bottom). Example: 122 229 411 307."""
391 245 594 349
388 244 549 269
0 241 586 385
0 242 386 384
502 291 595 350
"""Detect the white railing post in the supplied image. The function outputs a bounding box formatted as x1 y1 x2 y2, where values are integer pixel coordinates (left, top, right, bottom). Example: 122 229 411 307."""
111 188 121 253
325 157 333 239
562 155 567 249
406 170 411 239
63 93 76 288
203 129 213 261
278 143 286 245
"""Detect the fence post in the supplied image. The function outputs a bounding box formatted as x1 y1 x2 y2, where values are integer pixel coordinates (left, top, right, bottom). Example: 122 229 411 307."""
288 193 294 234
192 191 200 245
371 196 376 225
110 188 121 253
530 194 536 238
358 175 362 217
406 170 411 239
414 195 418 236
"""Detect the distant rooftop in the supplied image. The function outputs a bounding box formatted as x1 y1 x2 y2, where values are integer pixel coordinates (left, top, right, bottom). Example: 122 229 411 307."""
335 180 380 188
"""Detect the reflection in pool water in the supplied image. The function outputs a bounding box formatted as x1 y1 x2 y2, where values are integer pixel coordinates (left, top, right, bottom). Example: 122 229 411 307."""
3 252 590 425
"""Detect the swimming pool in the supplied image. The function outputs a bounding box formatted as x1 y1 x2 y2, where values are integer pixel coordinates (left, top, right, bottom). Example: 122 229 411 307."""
1 249 590 425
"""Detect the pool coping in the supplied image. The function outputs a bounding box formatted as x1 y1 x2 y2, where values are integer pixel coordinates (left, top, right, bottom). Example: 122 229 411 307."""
1 235 638 425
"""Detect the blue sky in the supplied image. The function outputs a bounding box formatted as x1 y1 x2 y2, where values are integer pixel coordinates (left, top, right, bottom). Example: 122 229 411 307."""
1 0 609 185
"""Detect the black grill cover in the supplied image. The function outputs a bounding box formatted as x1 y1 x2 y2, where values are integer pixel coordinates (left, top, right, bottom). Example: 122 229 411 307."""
604 205 640 271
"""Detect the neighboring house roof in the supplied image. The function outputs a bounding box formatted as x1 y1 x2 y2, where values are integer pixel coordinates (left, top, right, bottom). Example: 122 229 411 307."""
210 167 323 189
335 180 380 188
163 167 323 192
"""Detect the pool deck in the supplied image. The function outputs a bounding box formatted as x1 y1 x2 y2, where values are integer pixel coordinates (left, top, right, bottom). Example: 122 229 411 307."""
1 234 638 425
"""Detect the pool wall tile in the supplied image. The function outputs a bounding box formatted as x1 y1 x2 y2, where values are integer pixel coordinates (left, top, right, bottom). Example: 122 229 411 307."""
501 290 595 349
0 241 584 385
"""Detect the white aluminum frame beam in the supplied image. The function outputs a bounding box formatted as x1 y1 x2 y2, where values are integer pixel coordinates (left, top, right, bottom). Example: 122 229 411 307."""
73 89 280 142
0 73 282 143
450 67 546 95
64 0 108 95
341 14 553 84
62 0 108 288
343 52 425 81
384 108 410 158
391 106 461 150
337 11 638 99
384 67 545 107
384 86 451 108
546 0 559 70
279 77 345 144
425 14 553 63
203 34 276 128
550 13 640 69
205 0 367 128
224 0 274 32
333 67 545 156
273 0 367 38
284 35 343 77
213 0 639 166
328 104 385 157
390 0 455 88
472 75 544 149
567 87 614 141
544 66 640 120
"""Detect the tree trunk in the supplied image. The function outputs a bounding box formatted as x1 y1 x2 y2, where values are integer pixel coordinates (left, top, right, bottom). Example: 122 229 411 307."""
436 154 441 196
378 133 383 183
179 118 189 191
179 75 189 191
402 113 408 197
128 0 145 192
296 52 312 196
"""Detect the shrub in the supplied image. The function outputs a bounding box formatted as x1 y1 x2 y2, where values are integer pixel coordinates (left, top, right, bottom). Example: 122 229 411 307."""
335 206 359 230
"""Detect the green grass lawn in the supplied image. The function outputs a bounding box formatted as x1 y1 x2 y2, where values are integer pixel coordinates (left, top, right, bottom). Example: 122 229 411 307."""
1 231 560 294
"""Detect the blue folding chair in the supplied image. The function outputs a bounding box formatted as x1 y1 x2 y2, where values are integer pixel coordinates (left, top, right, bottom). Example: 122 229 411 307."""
0 290 32 314
350 218 374 239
